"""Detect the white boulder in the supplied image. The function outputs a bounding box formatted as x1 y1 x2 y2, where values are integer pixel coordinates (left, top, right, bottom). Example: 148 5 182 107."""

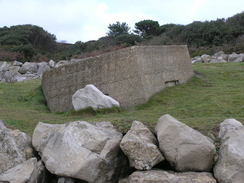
155 114 216 171
32 121 125 183
0 61 10 72
72 84 120 111
214 126 244 183
19 62 38 74
192 56 202 63
37 62 50 76
219 118 243 139
201 54 211 63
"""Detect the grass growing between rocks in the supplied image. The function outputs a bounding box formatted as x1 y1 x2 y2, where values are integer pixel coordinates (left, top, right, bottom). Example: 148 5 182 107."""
0 63 244 137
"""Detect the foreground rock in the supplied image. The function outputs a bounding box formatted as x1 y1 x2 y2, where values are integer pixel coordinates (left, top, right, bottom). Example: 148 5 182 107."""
72 84 120 111
0 158 45 183
32 121 125 183
0 120 33 174
120 121 164 170
214 120 244 183
155 114 216 172
123 170 216 183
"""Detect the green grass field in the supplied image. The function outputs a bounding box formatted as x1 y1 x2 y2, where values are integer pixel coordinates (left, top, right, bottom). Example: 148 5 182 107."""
0 63 244 138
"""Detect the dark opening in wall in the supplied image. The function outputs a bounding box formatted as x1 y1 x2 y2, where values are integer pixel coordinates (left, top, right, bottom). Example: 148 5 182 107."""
165 80 179 87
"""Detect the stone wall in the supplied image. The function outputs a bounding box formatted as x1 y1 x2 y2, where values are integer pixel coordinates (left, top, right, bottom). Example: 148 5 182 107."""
42 45 193 112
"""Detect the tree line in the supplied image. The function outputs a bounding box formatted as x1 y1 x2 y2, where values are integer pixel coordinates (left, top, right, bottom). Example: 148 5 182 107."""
71 11 244 57
0 11 243 61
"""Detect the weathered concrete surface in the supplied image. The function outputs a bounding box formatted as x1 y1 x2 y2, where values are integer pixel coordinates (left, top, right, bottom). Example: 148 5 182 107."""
42 45 193 112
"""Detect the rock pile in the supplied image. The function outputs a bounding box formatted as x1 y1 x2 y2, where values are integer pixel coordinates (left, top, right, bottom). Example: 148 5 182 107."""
0 60 53 83
192 51 244 63
0 115 244 183
0 59 72 83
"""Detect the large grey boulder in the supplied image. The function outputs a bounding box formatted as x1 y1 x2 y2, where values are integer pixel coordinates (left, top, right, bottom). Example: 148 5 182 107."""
214 126 244 183
214 51 228 61
1 69 22 82
192 56 202 63
37 62 50 76
155 114 216 172
0 158 46 183
214 51 225 57
201 54 211 63
8 65 20 72
120 121 164 170
19 62 38 74
72 84 120 111
125 170 216 183
228 52 243 62
0 121 33 173
32 121 125 183
209 57 227 63
219 118 243 139
0 61 10 72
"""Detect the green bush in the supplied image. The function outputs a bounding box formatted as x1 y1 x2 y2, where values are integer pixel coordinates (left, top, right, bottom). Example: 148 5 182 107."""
115 34 142 46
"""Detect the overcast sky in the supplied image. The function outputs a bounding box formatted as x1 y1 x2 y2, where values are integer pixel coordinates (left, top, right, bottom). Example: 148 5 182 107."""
0 0 243 43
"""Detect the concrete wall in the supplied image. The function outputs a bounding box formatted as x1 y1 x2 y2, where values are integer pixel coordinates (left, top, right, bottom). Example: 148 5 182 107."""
42 45 194 112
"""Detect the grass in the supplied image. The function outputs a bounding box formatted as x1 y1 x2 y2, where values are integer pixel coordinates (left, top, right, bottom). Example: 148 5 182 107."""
0 63 244 138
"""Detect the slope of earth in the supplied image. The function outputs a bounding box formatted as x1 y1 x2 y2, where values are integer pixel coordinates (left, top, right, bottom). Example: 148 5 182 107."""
0 63 243 136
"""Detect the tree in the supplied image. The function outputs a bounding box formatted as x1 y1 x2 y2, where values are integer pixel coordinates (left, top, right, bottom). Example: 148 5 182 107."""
0 24 56 51
107 22 130 37
134 20 161 38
